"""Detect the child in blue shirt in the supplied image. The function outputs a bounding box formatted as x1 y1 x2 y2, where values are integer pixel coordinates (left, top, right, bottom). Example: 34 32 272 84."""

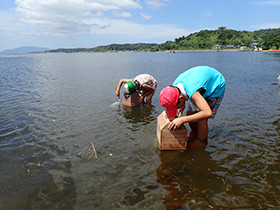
160 66 226 149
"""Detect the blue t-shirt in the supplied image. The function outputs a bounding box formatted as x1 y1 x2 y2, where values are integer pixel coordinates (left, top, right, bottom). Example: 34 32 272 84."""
172 66 226 98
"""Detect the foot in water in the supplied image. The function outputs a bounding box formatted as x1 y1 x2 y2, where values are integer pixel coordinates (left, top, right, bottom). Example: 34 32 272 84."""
187 137 208 150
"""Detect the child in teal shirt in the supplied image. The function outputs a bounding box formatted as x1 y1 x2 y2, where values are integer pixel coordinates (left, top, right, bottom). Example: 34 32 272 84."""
160 66 226 149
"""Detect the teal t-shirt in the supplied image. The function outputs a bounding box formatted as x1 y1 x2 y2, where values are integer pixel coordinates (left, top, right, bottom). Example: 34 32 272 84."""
172 66 226 98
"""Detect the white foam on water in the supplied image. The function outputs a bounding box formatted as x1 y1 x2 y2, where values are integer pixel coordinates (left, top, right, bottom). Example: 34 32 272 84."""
110 101 120 108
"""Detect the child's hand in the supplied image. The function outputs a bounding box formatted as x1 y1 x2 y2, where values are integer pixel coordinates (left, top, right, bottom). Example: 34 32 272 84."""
115 90 120 97
168 117 183 130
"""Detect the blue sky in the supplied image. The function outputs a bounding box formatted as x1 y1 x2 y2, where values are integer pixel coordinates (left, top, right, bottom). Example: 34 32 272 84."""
0 0 280 51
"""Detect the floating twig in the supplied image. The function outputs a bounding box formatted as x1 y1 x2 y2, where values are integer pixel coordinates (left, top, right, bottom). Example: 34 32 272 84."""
90 142 98 160
78 142 98 161
78 144 89 156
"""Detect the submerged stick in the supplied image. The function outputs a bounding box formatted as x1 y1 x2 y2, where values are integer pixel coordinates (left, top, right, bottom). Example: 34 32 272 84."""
112 76 120 101
78 144 90 156
112 76 117 90
90 142 98 160
78 142 98 161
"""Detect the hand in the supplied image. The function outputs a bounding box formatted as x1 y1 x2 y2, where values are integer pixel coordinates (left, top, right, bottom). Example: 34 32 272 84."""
168 117 183 130
115 90 120 97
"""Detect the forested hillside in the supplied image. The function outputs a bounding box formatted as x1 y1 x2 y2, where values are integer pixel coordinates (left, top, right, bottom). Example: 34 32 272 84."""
46 28 280 53
150 28 280 51
47 43 158 53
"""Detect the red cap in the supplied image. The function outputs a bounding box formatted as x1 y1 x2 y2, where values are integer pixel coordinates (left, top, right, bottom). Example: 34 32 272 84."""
159 86 179 118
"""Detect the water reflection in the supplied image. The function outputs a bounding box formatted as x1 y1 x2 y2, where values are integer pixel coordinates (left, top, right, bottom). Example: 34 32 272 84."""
122 105 156 124
273 108 280 137
27 175 76 209
114 104 157 131
0 147 77 209
277 86 280 97
156 149 226 209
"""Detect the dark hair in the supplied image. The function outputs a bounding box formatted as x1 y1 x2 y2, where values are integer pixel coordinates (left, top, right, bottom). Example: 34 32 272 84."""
168 85 181 105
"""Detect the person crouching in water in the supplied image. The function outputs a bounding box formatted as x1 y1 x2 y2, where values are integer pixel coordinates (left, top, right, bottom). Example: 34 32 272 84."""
159 66 226 149
115 74 157 105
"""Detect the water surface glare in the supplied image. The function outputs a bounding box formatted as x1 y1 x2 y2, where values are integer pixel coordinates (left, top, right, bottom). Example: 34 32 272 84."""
0 52 280 209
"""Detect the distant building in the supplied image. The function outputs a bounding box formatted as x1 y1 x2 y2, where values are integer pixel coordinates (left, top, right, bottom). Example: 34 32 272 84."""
251 40 259 47
213 45 221 51
240 46 248 51
218 26 226 30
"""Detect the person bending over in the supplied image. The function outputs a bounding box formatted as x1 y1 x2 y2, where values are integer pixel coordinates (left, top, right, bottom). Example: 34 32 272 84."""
159 66 225 148
115 74 157 105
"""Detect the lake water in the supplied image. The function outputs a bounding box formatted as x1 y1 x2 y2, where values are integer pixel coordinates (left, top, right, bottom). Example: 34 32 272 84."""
0 51 280 209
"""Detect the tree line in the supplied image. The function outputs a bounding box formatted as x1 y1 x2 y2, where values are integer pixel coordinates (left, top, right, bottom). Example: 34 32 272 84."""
150 28 280 51
46 28 280 53
47 43 158 53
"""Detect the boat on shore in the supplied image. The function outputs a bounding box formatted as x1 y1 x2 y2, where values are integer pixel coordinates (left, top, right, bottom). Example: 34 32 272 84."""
254 47 262 52
268 50 280 52
253 46 280 53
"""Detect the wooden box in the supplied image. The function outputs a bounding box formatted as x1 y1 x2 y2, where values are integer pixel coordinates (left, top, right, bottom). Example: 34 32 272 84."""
157 111 187 150
122 91 141 107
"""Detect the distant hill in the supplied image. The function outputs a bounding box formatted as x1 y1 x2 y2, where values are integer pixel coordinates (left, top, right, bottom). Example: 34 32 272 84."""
150 28 280 51
1 28 279 54
46 28 280 53
0 46 50 55
46 43 158 53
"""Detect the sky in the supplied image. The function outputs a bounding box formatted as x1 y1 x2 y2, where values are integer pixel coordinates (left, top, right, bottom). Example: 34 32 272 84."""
0 0 280 51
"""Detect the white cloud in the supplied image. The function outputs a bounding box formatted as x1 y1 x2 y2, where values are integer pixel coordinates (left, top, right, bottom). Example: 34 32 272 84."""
0 10 37 36
84 18 188 39
112 11 132 18
10 0 185 38
15 0 142 13
141 13 152 20
145 0 169 9
12 0 142 36
0 0 188 49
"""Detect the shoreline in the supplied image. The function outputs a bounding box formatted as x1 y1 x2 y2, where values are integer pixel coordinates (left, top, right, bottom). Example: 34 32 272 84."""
166 49 251 53
3 48 277 55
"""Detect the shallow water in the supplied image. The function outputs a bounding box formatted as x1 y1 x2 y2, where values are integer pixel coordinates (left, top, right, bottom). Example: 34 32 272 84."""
0 52 280 209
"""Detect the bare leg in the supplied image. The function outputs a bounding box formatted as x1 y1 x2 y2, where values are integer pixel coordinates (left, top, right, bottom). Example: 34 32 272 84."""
197 119 208 140
186 110 197 140
145 89 155 105
186 111 209 149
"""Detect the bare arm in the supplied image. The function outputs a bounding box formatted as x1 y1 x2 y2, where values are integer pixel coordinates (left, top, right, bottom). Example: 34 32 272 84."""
141 83 154 91
115 78 132 97
140 84 154 97
168 91 212 130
